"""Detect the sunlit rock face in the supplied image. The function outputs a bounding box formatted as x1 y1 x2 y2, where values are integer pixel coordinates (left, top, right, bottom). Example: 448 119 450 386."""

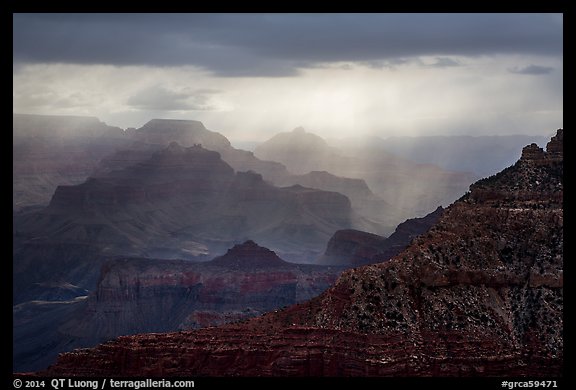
41 130 562 377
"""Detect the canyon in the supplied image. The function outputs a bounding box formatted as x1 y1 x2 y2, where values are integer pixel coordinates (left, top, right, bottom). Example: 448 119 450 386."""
40 130 563 377
13 113 561 377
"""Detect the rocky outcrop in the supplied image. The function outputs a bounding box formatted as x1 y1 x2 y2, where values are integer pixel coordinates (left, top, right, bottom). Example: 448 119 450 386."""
42 130 562 377
545 129 563 159
470 129 563 205
210 240 291 268
521 143 546 162
521 129 563 164
318 206 443 266
14 241 345 372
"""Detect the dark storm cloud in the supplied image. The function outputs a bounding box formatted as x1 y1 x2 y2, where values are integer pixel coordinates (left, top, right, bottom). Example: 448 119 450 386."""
508 64 555 75
13 13 562 76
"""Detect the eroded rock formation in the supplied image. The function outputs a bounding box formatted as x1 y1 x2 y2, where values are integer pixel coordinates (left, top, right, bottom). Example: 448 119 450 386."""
14 241 344 372
40 130 563 377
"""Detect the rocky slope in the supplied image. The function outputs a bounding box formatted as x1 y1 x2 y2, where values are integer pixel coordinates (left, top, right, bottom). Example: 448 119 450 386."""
14 241 344 372
318 206 443 267
13 114 131 210
255 127 477 222
42 130 562 377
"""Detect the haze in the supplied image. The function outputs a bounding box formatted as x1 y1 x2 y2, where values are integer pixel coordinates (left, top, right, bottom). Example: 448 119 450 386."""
13 13 562 144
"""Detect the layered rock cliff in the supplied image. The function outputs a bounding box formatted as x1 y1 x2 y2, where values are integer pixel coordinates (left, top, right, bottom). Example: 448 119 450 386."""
14 241 344 372
84 241 343 334
42 130 562 377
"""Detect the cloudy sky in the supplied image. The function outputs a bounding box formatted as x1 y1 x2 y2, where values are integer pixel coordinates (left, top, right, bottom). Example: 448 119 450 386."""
13 13 562 144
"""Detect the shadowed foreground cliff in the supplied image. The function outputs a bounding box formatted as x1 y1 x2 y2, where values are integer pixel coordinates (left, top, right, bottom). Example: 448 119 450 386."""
41 130 563 377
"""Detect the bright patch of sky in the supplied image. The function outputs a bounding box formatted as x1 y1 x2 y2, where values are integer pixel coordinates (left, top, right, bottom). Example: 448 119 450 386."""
13 13 562 143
